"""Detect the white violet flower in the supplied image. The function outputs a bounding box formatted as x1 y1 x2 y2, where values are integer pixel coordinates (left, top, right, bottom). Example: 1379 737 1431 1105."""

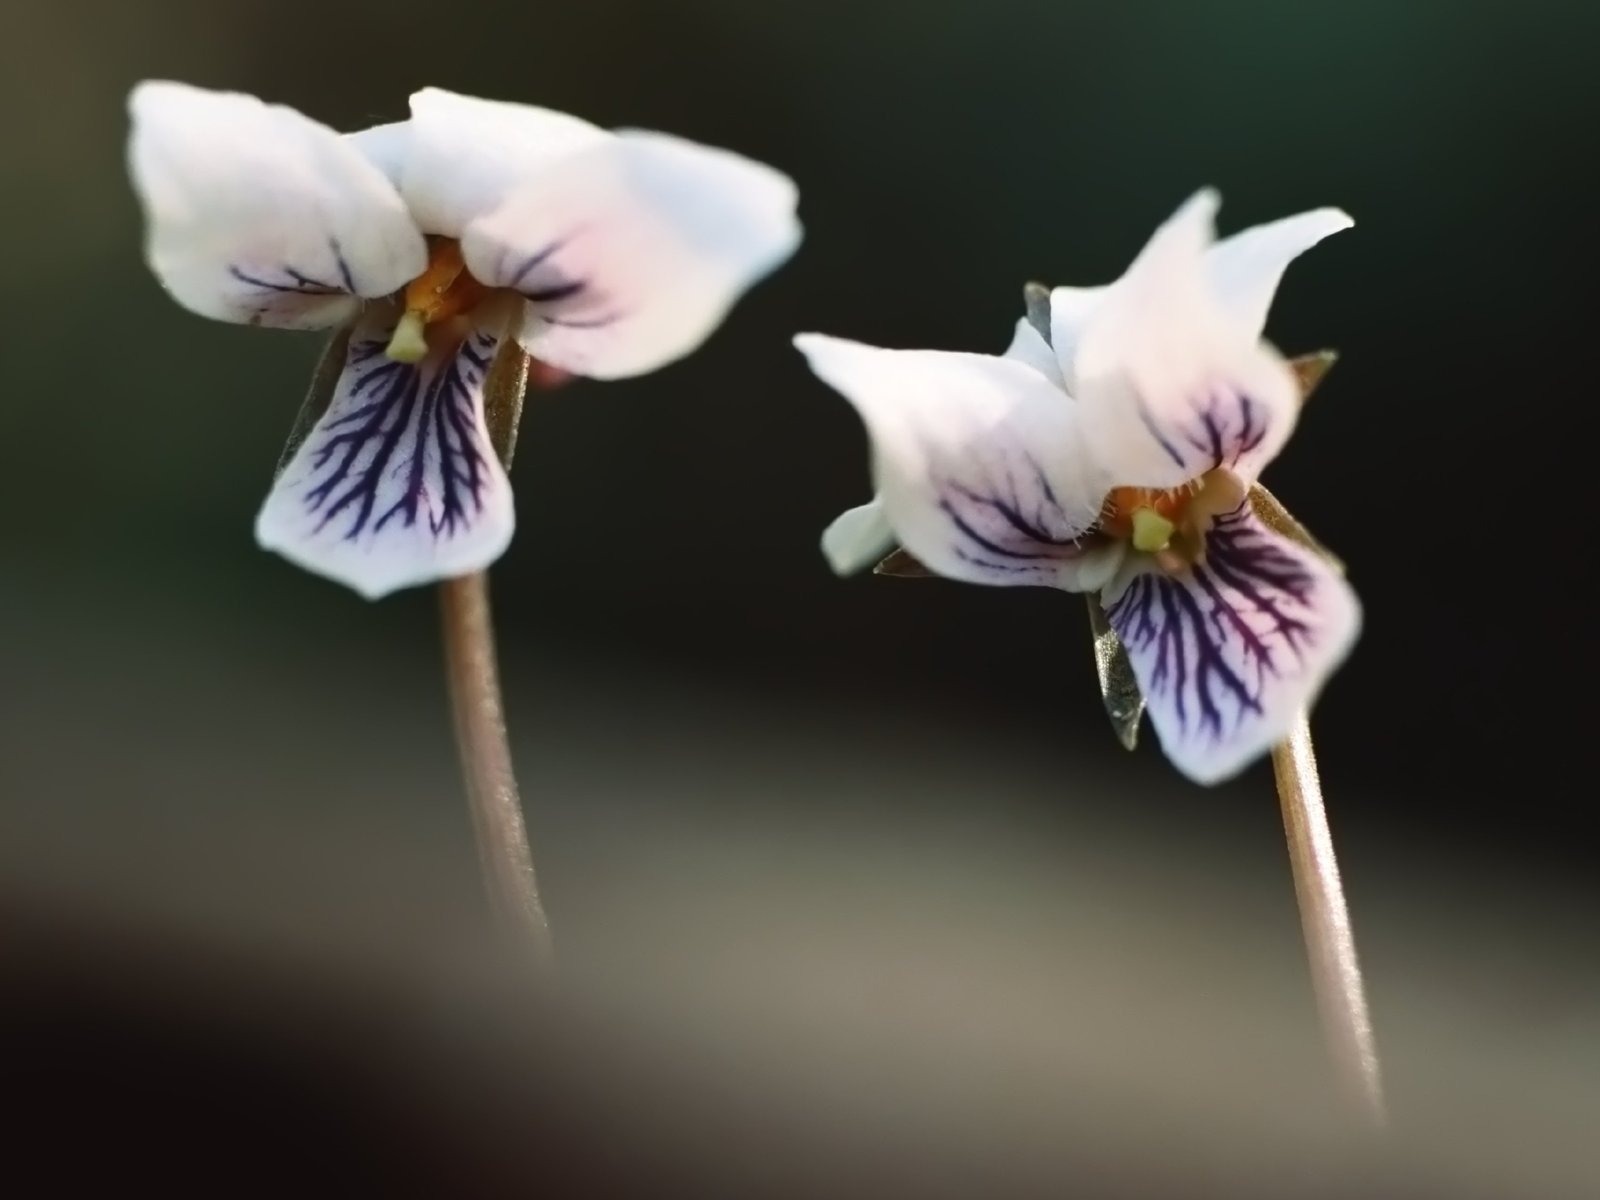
128 81 801 598
797 190 1359 784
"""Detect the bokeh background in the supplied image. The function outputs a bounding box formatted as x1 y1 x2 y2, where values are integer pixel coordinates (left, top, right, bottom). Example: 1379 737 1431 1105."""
4 0 1598 1194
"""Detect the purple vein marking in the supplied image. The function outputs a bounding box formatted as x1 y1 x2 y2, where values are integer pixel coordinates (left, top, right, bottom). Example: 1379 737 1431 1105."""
1137 384 1273 474
497 231 620 320
1105 510 1319 744
507 238 568 289
931 445 1094 580
1139 402 1188 469
302 334 497 542
230 238 357 299
540 312 623 329
329 237 357 293
228 265 339 295
522 279 587 304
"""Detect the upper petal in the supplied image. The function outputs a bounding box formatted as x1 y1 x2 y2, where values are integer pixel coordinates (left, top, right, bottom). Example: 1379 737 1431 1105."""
1205 207 1352 339
796 335 1120 592
1002 316 1067 388
1048 204 1350 387
1072 190 1301 490
400 88 611 236
1046 284 1108 392
127 81 426 329
1101 507 1360 784
346 119 410 188
464 131 801 379
255 315 514 598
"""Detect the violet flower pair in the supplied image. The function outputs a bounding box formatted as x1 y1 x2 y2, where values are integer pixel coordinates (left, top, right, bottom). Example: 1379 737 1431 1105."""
128 83 1358 784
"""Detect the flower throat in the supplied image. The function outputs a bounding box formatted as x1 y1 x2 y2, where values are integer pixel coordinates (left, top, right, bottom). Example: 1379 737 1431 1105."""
385 237 491 363
1099 468 1247 570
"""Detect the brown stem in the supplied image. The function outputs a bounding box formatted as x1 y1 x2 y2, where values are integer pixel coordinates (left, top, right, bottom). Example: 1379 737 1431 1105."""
1272 712 1383 1125
439 570 554 963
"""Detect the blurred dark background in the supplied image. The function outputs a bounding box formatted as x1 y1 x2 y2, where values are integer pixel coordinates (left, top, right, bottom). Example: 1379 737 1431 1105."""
3 0 1598 1194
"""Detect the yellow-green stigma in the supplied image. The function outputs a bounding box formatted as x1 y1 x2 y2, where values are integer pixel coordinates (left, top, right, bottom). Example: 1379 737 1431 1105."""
383 237 493 363
1130 507 1176 553
1101 470 1249 570
385 309 429 363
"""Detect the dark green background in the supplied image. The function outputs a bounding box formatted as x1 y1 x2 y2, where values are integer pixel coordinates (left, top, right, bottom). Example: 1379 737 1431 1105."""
4 1 1596 1194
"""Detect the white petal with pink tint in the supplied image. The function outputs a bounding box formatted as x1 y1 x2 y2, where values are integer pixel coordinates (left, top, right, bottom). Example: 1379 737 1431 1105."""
1049 204 1350 387
127 81 425 330
346 120 411 188
796 335 1119 592
1205 207 1352 339
1072 190 1301 490
400 88 611 236
1046 284 1107 392
1001 316 1066 388
464 130 801 379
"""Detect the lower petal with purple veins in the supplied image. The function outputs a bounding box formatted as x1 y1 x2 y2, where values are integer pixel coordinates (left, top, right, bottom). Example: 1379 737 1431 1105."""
1101 508 1359 784
255 320 514 598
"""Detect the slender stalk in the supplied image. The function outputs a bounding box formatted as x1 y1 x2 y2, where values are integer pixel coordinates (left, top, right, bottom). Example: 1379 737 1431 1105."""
439 570 554 963
1271 712 1383 1124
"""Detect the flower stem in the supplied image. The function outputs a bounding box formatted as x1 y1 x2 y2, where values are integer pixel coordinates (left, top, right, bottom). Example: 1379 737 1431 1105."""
1271 712 1383 1125
439 570 554 963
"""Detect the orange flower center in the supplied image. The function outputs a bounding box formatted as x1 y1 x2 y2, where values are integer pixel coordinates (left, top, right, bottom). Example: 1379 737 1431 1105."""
385 237 493 362
1099 483 1197 539
1098 470 1248 572
404 237 490 324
